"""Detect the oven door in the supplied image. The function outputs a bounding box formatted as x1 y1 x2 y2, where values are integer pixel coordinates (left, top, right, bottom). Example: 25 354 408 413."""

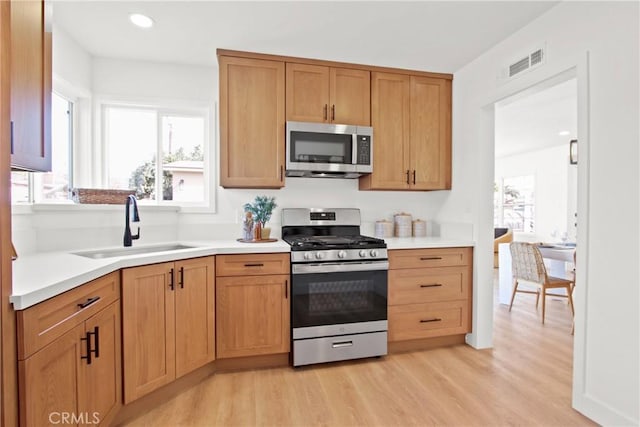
291 261 388 338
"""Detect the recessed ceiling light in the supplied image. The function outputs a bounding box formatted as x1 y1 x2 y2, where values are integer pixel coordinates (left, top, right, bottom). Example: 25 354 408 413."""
129 13 154 29
558 130 571 136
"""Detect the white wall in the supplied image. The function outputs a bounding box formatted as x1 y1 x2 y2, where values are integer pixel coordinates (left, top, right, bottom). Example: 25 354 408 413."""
442 1 639 424
52 24 92 96
495 145 575 243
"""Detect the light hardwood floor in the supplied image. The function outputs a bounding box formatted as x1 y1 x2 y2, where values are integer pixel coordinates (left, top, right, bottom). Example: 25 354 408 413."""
123 274 594 426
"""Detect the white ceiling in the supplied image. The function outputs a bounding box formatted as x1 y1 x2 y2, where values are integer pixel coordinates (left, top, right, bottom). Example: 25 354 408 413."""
495 78 577 158
52 1 559 73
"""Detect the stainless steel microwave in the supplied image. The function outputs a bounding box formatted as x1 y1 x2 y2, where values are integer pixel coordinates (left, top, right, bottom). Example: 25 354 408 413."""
285 121 373 178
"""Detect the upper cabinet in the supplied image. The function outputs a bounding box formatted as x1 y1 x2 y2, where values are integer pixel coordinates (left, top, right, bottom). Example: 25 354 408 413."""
219 55 285 188
286 63 370 126
359 72 451 191
10 0 52 172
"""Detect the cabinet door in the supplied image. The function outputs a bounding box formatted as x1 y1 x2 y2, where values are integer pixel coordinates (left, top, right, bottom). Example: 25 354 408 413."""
19 324 85 427
219 56 285 188
175 257 215 378
359 72 411 190
216 275 290 359
122 262 175 403
10 0 51 171
409 76 451 190
286 63 329 123
81 302 121 426
330 67 370 125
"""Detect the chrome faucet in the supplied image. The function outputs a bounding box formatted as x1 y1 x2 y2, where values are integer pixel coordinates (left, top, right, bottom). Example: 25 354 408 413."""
123 195 140 247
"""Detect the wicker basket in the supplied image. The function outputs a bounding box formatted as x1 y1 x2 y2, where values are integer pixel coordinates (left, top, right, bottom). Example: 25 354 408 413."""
71 188 136 205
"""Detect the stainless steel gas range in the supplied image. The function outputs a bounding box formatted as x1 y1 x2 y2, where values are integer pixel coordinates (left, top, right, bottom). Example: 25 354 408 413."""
281 208 388 367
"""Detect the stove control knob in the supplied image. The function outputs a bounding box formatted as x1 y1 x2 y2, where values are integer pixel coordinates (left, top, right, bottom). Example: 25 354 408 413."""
338 250 347 259
303 252 312 260
370 250 378 258
359 250 368 258
315 252 325 259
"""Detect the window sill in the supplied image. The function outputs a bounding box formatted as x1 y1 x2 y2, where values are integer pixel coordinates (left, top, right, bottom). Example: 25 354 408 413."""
11 203 182 215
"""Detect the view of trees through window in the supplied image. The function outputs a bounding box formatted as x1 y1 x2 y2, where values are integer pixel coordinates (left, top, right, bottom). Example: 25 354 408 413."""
105 107 206 204
494 175 535 232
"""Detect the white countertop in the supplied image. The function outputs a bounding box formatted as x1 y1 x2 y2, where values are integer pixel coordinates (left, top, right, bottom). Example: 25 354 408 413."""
11 237 474 310
11 240 290 310
384 237 475 250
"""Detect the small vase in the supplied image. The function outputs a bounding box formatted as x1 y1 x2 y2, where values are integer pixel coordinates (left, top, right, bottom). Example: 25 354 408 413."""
253 223 262 241
261 227 271 240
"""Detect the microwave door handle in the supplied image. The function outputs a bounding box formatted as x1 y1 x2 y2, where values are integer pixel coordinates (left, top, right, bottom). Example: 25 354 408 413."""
352 134 358 165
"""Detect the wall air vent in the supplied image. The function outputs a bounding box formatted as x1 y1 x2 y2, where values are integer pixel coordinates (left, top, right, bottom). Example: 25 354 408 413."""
499 45 546 83
509 56 530 77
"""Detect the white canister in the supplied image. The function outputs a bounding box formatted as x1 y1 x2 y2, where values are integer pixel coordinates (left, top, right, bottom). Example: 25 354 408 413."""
375 220 394 238
394 213 412 237
412 219 427 237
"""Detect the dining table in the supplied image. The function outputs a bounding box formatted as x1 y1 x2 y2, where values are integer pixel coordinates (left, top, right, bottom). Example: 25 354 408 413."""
497 242 576 305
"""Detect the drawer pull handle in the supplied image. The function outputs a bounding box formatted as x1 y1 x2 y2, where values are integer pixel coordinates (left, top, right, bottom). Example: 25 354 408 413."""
179 266 184 288
90 326 100 359
420 284 443 288
77 296 100 309
420 257 442 261
244 263 264 267
169 268 174 290
332 340 353 348
420 318 442 323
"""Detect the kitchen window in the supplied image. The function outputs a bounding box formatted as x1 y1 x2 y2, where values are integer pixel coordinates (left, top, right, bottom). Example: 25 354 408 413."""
11 92 73 204
103 105 209 206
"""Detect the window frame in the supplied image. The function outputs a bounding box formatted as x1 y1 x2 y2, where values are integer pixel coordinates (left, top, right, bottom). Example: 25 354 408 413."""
97 97 214 211
494 175 536 233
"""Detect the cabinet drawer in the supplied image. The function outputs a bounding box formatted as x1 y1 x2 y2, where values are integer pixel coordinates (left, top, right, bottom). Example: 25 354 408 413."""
389 266 469 305
17 272 120 359
388 300 470 342
216 253 289 277
389 247 471 269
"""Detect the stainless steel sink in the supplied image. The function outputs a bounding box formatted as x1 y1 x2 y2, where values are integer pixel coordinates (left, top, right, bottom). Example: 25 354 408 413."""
74 244 197 259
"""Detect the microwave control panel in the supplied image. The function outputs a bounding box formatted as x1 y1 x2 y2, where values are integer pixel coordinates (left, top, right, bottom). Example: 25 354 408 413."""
356 136 371 165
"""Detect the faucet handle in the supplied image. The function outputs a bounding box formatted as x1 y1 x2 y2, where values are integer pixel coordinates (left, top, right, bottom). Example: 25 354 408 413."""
132 227 140 240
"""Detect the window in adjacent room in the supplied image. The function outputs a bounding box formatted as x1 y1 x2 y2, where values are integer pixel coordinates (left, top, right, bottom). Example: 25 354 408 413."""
494 175 535 233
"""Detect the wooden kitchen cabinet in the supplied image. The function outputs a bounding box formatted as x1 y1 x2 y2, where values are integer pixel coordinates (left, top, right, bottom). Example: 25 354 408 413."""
359 72 451 191
387 247 472 347
216 253 290 359
286 63 370 125
17 273 122 427
219 55 285 188
122 256 215 403
10 0 52 171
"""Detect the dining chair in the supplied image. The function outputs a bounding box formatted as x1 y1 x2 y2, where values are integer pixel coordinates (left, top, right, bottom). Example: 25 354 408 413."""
509 242 575 325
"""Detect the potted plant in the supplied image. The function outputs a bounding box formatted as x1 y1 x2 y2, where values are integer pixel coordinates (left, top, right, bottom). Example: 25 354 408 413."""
243 196 277 240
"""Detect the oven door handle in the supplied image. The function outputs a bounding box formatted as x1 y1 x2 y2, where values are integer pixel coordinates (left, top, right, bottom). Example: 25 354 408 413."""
292 261 389 274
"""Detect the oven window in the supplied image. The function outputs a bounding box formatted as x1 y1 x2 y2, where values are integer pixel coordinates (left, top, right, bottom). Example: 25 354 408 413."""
292 270 387 328
290 131 353 164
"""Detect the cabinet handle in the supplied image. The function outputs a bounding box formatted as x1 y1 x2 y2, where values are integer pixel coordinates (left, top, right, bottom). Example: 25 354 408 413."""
179 266 184 288
331 104 335 121
406 170 410 184
420 284 443 288
10 121 14 155
91 326 100 359
284 279 288 299
412 170 416 185
244 263 264 267
420 318 442 323
169 268 174 290
280 165 284 181
77 296 100 309
323 104 328 121
81 332 92 365
420 257 442 261
332 340 353 348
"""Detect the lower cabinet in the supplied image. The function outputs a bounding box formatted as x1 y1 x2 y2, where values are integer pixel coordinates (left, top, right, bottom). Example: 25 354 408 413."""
388 247 472 344
17 273 121 427
215 253 290 359
122 256 215 403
